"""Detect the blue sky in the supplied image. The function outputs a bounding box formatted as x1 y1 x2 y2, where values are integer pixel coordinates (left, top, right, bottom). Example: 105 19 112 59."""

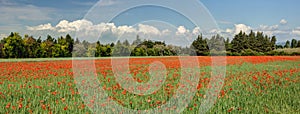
0 0 300 44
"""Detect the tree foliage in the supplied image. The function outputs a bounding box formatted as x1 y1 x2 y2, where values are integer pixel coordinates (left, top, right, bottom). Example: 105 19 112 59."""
230 30 276 53
0 31 298 58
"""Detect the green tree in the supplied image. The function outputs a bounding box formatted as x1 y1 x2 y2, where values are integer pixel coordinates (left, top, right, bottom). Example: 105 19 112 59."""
255 31 264 52
65 34 74 56
276 45 283 49
0 42 3 58
225 38 231 51
191 34 209 55
208 34 225 51
95 41 101 57
39 42 48 58
297 40 300 48
2 32 26 58
270 36 277 50
24 35 38 58
261 35 272 52
291 39 297 48
34 37 43 58
56 36 69 57
86 45 96 57
248 30 256 50
43 35 55 57
231 31 245 53
105 45 112 57
284 40 291 48
153 44 165 56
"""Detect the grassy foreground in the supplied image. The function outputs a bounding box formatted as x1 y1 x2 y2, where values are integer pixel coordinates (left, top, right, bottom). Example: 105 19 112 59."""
0 58 299 113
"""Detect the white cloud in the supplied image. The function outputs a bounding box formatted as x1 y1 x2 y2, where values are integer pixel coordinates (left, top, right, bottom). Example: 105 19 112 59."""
176 26 189 35
25 19 299 45
192 27 201 35
280 19 288 25
258 25 279 31
234 24 251 34
224 22 296 42
209 29 221 34
26 23 55 31
117 25 136 34
138 24 161 35
25 20 204 46
226 29 233 33
55 20 93 33
256 25 280 36
162 29 171 34
292 27 300 36
295 27 300 30
26 20 171 42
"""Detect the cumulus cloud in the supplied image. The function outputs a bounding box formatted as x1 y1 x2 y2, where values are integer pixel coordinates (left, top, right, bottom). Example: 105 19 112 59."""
138 24 161 35
25 19 298 45
28 19 164 36
256 25 281 36
55 20 93 33
162 29 171 35
280 19 288 25
26 23 55 31
226 29 233 33
27 19 192 43
234 24 251 34
192 27 201 35
176 26 189 35
292 27 300 36
117 25 136 33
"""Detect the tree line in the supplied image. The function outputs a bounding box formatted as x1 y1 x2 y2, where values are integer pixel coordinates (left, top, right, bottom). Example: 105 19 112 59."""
0 31 299 58
191 30 300 56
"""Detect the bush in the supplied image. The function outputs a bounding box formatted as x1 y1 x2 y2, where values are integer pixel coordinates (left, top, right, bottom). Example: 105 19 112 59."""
241 49 262 56
291 52 300 56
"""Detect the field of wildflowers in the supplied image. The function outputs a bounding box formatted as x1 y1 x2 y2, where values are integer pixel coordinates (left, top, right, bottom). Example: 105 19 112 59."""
0 56 299 113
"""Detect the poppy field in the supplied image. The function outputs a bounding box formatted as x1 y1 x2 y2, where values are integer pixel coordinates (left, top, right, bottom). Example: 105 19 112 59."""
0 56 300 113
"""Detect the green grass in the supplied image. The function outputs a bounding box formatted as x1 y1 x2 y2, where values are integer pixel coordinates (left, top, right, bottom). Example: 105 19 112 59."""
0 60 299 113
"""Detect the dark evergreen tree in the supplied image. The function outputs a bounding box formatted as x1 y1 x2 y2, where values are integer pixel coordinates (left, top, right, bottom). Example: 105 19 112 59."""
271 36 277 50
231 31 245 53
297 40 300 48
284 40 291 48
65 34 74 56
291 39 297 48
191 34 209 55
